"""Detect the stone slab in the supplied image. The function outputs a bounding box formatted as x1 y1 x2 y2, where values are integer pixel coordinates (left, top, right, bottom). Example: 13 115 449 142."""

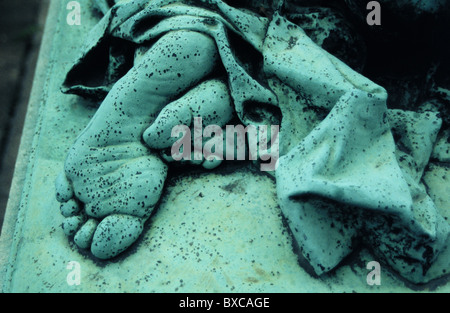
0 0 448 293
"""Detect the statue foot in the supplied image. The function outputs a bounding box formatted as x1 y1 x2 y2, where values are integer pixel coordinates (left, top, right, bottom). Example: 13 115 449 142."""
55 97 168 259
55 141 167 259
56 139 167 259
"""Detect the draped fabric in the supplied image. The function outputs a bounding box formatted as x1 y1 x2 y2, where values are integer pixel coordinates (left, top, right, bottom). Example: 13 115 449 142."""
62 0 450 283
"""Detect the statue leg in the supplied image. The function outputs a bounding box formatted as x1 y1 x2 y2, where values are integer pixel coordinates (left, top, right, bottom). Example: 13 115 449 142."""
55 30 219 259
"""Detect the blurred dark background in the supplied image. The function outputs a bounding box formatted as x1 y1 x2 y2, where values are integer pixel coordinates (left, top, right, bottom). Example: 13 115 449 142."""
0 0 49 233
0 0 448 234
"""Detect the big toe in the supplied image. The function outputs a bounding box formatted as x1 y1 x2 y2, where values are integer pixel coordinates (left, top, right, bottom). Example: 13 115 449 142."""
91 214 145 259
